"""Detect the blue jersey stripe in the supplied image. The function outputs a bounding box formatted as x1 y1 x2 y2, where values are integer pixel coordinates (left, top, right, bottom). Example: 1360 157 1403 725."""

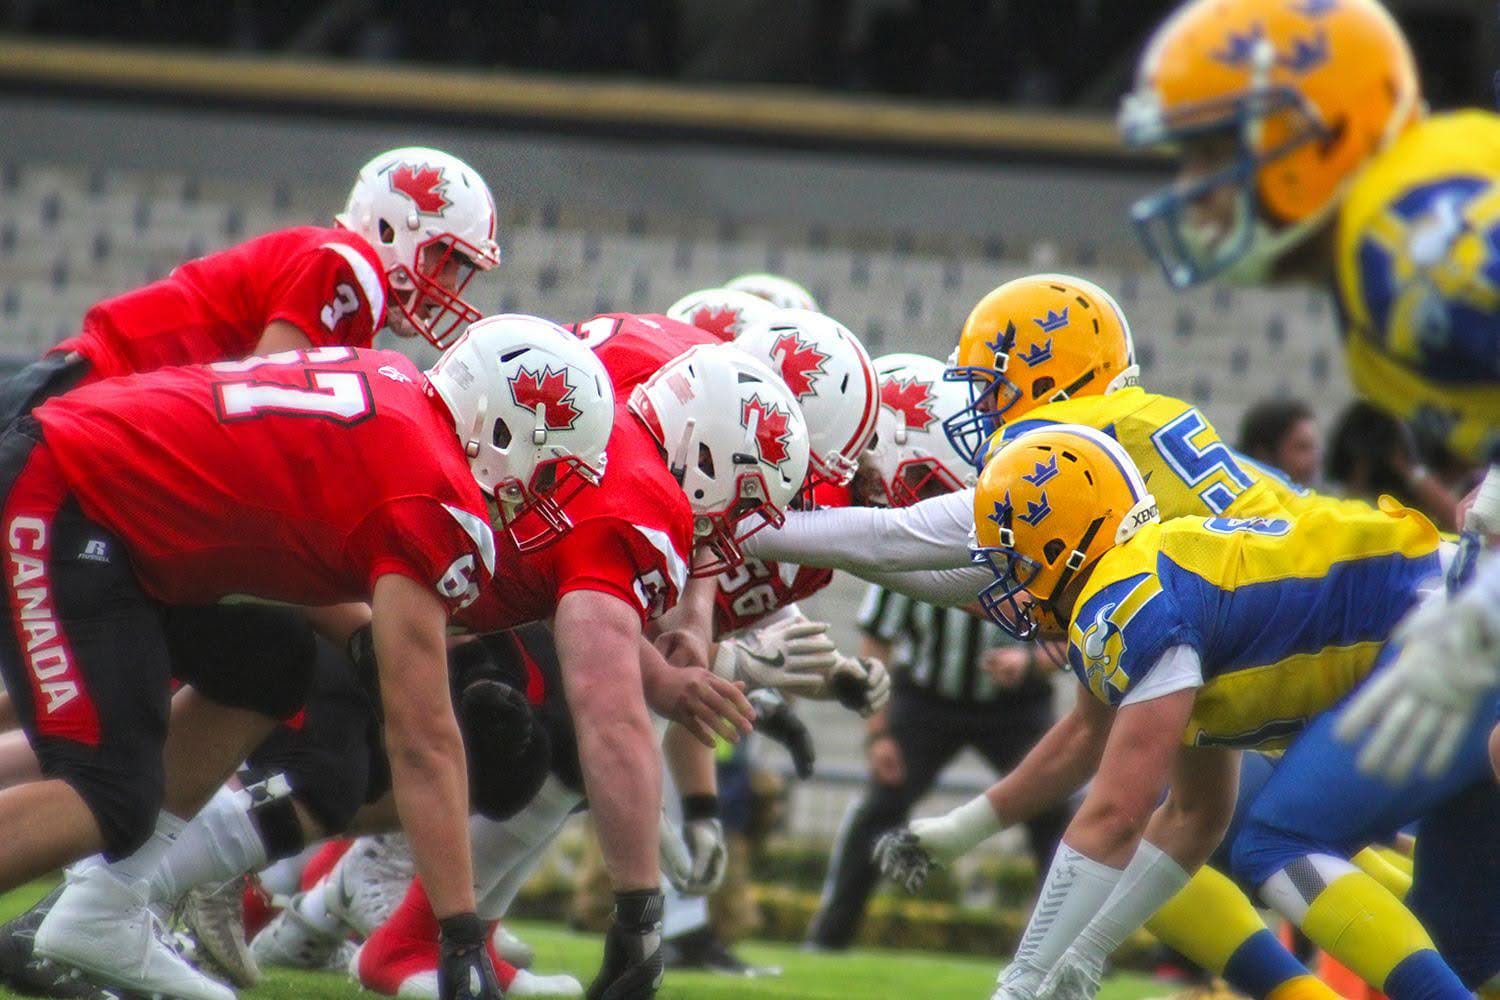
1158 548 1439 677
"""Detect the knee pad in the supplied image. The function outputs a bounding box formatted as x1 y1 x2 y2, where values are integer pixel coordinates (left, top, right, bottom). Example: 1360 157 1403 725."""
463 680 552 821
57 747 165 860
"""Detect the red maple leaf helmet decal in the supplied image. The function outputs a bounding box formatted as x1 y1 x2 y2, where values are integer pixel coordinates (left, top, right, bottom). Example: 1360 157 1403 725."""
880 376 936 432
387 162 451 216
509 365 582 430
771 332 829 399
689 306 741 343
741 396 793 467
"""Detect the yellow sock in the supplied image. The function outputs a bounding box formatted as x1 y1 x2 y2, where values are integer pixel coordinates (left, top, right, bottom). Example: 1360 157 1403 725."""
1266 974 1345 1000
1147 866 1267 973
1302 870 1435 989
1352 846 1412 900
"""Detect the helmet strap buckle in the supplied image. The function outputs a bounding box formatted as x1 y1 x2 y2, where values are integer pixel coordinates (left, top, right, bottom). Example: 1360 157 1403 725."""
531 403 548 446
1065 549 1087 572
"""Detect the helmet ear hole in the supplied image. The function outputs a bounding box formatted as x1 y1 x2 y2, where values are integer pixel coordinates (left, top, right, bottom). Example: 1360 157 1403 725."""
1043 539 1066 564
378 219 396 245
697 443 716 480
492 418 512 450
1032 376 1055 399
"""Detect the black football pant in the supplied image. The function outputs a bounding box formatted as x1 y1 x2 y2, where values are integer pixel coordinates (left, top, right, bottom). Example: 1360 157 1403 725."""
805 687 1070 949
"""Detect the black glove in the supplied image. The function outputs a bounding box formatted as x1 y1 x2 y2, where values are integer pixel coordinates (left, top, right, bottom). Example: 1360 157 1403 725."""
438 913 503 1000
749 689 815 779
462 678 552 820
587 890 664 1000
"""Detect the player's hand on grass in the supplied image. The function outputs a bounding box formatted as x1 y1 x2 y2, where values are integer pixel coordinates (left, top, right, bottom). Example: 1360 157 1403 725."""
588 891 665 1000
713 618 839 696
1336 572 1500 782
438 914 504 1000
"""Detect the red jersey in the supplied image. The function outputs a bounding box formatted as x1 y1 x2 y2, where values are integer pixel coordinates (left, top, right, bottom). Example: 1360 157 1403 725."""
712 481 849 635
34 347 493 612
461 405 694 631
54 227 389 381
566 313 718 395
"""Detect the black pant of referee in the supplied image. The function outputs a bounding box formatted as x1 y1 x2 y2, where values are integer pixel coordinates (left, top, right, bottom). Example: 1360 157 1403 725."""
805 586 1072 950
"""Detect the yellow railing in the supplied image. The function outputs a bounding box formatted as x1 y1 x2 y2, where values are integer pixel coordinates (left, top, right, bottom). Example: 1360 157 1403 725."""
0 36 1150 160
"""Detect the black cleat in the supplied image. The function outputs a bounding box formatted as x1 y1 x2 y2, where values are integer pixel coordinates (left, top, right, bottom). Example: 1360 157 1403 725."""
660 927 781 978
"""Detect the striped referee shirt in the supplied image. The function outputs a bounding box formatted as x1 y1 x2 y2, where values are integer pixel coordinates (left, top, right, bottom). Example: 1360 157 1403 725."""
857 584 1051 705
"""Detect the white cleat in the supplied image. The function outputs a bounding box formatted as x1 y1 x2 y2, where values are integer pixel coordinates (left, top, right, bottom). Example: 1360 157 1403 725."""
177 877 260 988
492 924 535 969
324 834 414 939
386 966 584 998
248 894 345 971
34 867 235 1000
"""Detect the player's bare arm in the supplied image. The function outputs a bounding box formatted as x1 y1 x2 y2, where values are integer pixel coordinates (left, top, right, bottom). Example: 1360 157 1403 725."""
371 572 477 919
638 632 755 749
253 319 314 356
554 588 665 890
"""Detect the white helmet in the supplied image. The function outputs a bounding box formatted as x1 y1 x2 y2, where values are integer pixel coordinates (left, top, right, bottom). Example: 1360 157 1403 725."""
866 353 972 507
628 344 809 576
665 288 778 342
735 309 878 494
337 146 502 349
427 314 613 550
725 273 819 312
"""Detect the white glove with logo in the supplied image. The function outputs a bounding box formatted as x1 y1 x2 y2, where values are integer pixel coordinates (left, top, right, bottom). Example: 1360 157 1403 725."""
829 654 892 717
1337 574 1500 782
711 618 839 696
874 795 1001 893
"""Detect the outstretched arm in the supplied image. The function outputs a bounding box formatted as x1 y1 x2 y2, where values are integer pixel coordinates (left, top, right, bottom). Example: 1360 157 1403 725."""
742 488 976 572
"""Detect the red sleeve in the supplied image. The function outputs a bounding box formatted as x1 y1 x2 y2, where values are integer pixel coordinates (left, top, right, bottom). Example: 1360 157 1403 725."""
346 498 496 616
547 517 689 624
266 244 385 349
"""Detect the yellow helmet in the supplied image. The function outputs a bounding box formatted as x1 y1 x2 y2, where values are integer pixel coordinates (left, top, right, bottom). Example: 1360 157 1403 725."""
1120 0 1420 288
944 273 1138 471
971 425 1158 640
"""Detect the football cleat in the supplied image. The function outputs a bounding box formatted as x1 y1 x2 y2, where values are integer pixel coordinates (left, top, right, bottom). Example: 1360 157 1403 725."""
33 867 234 1000
176 877 261 989
248 893 347 972
491 924 534 970
324 834 416 940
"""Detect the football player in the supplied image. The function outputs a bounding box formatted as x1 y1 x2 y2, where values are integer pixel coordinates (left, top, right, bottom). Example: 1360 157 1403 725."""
0 317 612 1000
1115 0 1500 781
0 146 501 426
664 287 777 342
929 426 1489 1000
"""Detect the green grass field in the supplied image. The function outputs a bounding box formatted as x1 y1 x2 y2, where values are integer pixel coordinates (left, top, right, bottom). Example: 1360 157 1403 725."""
0 883 1168 1000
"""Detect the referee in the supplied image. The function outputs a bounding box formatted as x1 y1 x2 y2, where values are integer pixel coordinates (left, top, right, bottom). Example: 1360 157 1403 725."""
804 583 1070 950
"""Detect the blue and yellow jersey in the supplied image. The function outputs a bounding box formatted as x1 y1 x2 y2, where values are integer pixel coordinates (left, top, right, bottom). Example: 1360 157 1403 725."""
1067 501 1442 750
1336 110 1500 464
988 387 1328 520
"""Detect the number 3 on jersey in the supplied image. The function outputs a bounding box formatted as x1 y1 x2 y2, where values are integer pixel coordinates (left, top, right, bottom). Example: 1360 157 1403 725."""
213 346 374 424
1150 410 1253 514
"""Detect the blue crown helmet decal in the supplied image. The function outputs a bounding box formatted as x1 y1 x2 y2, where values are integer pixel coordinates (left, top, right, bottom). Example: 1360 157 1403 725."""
1022 455 1060 486
1017 339 1054 368
1212 20 1329 75
985 321 1017 371
1019 492 1053 527
988 492 1014 531
1033 307 1070 334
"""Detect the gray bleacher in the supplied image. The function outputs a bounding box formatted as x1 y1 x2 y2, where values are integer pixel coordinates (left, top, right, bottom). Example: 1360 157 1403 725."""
0 158 1352 848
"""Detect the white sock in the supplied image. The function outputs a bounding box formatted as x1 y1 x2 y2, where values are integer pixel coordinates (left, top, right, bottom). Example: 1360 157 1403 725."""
149 785 269 904
105 812 187 886
661 877 708 940
259 845 318 898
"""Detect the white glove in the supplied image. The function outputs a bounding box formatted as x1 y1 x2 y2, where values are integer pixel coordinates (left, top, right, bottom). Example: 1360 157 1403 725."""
1036 946 1104 1000
1465 465 1500 535
659 814 727 896
991 958 1045 1000
829 654 892 717
712 618 838 696
873 796 1001 893
1336 580 1500 782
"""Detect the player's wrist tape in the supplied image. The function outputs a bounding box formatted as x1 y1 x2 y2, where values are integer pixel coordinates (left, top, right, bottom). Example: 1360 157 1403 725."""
681 794 719 822
710 641 739 682
613 889 664 932
438 912 485 949
944 794 1003 853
